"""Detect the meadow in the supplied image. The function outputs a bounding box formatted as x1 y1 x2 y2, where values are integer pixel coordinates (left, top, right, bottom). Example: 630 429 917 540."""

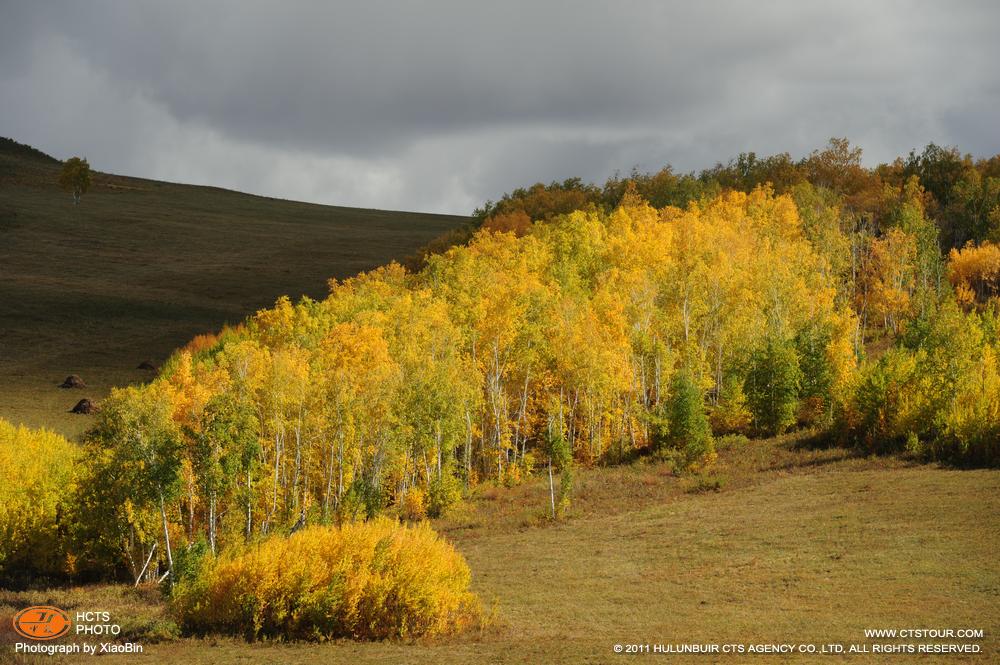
0 140 468 438
2 434 997 664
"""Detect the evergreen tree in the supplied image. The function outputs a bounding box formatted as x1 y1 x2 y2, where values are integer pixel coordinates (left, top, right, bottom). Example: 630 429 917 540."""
662 368 714 464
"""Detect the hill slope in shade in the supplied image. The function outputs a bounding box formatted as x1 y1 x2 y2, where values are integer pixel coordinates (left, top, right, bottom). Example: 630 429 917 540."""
0 139 470 437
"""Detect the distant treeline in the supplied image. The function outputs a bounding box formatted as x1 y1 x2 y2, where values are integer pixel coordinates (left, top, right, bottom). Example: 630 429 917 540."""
473 139 1000 251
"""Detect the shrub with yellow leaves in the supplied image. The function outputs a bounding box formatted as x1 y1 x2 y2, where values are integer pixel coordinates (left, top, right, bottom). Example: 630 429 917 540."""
170 519 482 640
399 487 427 521
0 419 77 584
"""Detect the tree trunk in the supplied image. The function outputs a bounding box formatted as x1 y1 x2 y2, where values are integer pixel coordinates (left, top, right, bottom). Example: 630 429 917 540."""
208 491 216 554
436 420 443 480
245 468 253 538
292 415 302 514
266 430 283 533
159 491 173 578
337 432 345 506
324 438 335 519
134 542 157 588
548 456 556 519
464 409 473 487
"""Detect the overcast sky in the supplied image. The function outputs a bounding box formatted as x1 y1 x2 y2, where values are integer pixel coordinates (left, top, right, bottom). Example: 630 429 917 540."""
2 1 998 215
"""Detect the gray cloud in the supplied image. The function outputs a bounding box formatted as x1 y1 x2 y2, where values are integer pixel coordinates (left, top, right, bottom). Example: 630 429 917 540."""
2 0 998 214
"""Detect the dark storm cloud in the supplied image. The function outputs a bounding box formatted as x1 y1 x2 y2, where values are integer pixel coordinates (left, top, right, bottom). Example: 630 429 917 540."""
2 0 998 213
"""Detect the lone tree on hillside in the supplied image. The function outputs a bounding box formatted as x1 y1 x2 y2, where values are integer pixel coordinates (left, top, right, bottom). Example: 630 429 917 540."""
59 157 92 204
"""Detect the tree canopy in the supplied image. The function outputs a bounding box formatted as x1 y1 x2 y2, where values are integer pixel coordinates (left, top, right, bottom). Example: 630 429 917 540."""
59 156 92 204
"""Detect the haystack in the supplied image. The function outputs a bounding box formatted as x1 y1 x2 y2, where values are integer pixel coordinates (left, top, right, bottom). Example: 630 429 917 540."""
60 374 86 389
70 398 95 414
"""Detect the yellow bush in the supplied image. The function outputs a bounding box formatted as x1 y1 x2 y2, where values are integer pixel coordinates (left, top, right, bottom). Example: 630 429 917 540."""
399 487 427 521
170 519 482 640
0 419 77 582
948 241 1000 305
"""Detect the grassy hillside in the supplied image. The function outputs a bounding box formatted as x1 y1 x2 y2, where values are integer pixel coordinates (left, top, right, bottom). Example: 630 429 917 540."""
2 436 997 663
0 139 469 438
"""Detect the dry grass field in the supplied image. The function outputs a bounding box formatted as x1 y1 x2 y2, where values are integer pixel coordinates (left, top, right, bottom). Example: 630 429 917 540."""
2 435 997 664
0 141 469 438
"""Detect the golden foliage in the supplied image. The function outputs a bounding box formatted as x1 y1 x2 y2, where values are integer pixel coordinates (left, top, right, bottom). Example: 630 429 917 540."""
171 520 482 640
0 419 77 580
481 210 532 236
948 241 1000 306
399 487 428 521
82 186 861 575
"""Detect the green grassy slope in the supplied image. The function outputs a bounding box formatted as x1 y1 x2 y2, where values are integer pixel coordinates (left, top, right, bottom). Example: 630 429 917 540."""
0 139 469 438
2 437 997 664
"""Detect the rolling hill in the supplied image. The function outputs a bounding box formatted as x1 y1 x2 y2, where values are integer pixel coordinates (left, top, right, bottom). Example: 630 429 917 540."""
0 138 470 438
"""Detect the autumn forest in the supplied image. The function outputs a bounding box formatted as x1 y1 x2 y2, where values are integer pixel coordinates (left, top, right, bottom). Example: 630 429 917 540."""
3 139 1000 644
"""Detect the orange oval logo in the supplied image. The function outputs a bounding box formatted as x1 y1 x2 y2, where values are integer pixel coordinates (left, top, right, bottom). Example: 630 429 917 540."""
12 606 72 640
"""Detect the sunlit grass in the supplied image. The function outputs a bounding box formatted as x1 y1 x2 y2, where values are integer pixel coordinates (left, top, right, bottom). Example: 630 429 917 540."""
2 436 996 664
